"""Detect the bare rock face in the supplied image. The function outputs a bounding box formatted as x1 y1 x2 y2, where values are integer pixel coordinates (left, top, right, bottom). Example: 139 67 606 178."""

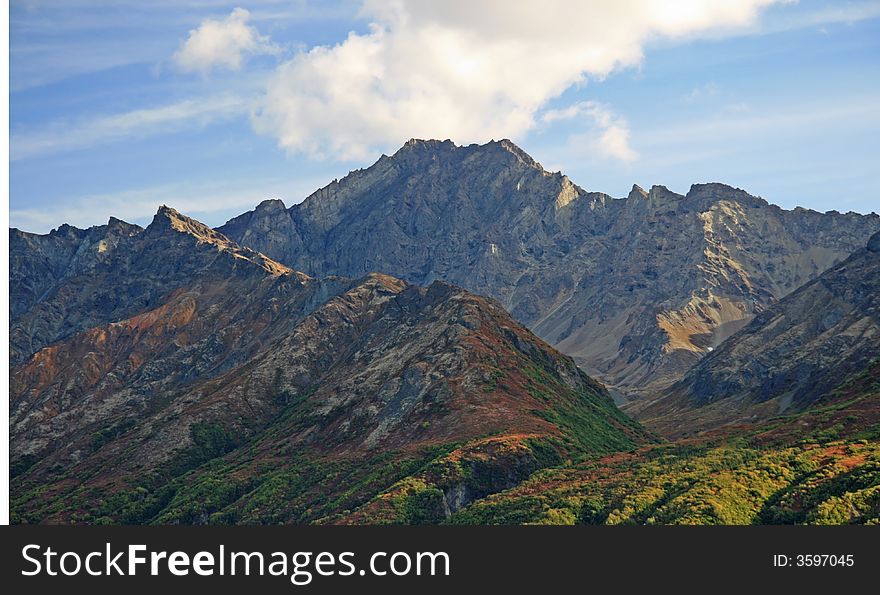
868 231 880 253
9 206 295 364
10 217 142 318
635 233 880 436
218 198 300 265
218 139 880 399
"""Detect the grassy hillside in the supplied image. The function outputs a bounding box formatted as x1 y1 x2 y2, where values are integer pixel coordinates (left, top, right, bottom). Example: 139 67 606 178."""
447 363 880 525
11 346 650 525
448 439 879 525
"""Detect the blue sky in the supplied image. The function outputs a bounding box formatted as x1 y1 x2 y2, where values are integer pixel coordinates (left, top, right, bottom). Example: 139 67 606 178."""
9 0 880 233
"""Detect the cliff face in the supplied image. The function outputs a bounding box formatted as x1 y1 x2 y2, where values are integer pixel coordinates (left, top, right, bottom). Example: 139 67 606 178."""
634 231 880 437
218 139 880 398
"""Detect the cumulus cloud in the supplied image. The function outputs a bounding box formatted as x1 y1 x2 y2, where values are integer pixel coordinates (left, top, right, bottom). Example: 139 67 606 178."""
174 7 279 75
252 0 782 160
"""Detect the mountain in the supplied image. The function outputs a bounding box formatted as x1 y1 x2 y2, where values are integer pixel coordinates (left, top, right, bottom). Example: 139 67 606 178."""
9 206 297 365
10 217 142 319
632 231 880 437
10 206 648 524
10 153 879 525
218 139 880 398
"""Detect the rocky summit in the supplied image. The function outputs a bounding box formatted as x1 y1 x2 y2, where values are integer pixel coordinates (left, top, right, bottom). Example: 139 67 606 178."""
218 139 880 400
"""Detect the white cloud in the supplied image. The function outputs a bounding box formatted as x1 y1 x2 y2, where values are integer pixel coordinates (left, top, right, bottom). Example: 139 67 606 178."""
542 101 637 162
10 94 249 160
252 0 783 160
174 7 280 75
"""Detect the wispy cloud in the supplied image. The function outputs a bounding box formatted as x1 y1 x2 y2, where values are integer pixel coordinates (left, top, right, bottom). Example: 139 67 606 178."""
638 98 880 150
759 0 880 32
9 1 345 90
542 101 638 162
616 98 880 176
10 38 173 92
683 82 720 103
10 94 250 160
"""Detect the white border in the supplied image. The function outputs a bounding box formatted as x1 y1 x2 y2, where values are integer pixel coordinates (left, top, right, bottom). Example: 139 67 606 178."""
3 0 12 525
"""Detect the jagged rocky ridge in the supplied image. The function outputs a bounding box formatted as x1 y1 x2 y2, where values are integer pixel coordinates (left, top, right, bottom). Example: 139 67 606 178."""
9 206 298 365
10 206 648 524
218 139 880 399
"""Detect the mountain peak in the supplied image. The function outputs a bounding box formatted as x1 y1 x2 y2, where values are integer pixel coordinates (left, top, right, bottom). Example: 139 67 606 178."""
254 198 287 213
644 185 682 207
48 222 85 238
686 182 769 208
392 138 544 171
649 184 675 195
105 216 142 234
398 138 456 152
492 138 542 169
688 182 743 194
149 205 293 276
628 184 648 199
151 204 216 238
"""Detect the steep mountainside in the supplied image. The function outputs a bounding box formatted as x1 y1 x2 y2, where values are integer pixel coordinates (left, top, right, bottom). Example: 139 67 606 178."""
10 217 142 318
9 206 297 365
10 207 648 524
633 232 880 437
219 139 880 398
